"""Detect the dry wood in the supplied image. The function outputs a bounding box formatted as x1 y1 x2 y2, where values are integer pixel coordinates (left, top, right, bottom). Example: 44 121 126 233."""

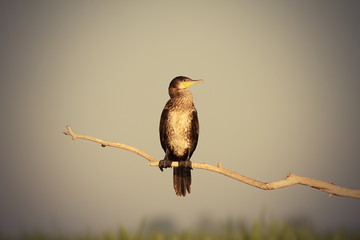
63 125 360 199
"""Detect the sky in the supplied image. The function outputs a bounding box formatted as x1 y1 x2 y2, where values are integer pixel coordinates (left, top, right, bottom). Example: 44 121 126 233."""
1 0 360 236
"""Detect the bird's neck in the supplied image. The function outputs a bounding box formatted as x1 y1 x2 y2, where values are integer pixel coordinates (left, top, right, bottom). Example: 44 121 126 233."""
169 89 194 107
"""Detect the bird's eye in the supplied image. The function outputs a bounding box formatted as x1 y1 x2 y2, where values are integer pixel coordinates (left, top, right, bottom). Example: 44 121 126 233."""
182 79 186 82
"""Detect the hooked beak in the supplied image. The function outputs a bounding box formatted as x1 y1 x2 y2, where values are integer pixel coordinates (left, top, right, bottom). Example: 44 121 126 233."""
182 79 204 88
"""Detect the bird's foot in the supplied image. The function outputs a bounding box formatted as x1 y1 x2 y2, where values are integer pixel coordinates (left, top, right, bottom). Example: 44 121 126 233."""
158 159 172 171
178 160 192 170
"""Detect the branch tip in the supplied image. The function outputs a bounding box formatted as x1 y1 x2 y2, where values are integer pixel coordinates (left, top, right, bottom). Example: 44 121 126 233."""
64 125 77 140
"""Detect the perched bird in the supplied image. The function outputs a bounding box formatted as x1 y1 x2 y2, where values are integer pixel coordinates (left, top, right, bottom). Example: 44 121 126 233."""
159 76 203 196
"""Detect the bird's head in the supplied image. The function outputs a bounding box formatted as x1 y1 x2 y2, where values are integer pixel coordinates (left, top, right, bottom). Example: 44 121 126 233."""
169 76 204 90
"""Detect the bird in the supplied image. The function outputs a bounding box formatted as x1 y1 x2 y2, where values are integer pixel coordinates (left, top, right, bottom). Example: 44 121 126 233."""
159 76 203 196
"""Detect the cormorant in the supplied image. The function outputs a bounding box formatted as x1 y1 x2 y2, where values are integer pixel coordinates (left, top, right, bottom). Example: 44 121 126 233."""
159 76 203 196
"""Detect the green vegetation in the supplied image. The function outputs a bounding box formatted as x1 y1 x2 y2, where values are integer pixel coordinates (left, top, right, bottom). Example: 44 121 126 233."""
1 218 359 240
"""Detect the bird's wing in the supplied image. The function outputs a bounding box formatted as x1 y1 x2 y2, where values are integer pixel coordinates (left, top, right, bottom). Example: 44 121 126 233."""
159 107 170 152
189 109 199 157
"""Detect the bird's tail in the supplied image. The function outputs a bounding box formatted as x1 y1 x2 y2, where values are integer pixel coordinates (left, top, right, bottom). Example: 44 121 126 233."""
173 167 191 196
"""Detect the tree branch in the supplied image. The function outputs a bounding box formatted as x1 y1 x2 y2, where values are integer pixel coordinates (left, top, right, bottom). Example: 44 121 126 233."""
63 125 360 199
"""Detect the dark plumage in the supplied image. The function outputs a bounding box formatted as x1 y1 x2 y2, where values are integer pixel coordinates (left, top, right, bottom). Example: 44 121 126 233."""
159 76 203 196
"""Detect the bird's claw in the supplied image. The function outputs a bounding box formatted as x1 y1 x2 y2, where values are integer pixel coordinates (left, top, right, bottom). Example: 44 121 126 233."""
158 160 172 171
179 160 192 170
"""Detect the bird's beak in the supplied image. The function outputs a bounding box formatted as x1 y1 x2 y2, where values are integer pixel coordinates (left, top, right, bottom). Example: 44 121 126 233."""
183 79 204 88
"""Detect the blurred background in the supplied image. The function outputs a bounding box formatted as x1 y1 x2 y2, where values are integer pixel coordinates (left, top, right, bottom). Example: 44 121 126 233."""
1 0 360 237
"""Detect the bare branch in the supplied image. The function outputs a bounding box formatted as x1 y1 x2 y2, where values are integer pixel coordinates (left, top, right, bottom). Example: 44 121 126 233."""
63 125 360 199
63 125 157 163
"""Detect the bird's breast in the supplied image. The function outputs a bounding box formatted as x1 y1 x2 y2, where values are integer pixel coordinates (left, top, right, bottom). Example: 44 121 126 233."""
167 110 192 157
